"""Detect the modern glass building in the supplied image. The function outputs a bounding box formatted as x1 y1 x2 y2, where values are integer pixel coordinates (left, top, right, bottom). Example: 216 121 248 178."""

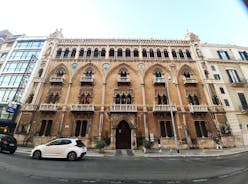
0 36 47 134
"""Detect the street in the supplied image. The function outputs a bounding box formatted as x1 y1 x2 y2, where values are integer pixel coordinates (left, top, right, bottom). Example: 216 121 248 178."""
0 151 248 184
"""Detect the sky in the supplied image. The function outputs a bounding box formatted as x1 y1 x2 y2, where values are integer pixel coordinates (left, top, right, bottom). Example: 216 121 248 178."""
1 0 248 46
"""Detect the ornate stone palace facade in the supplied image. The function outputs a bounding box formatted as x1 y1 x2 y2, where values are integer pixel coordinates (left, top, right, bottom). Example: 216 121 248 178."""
14 31 248 149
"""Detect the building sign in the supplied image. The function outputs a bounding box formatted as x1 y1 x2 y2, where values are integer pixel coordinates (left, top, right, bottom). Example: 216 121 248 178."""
6 103 18 114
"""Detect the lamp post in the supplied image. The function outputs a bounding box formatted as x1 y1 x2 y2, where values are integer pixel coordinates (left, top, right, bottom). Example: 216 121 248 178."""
165 77 180 153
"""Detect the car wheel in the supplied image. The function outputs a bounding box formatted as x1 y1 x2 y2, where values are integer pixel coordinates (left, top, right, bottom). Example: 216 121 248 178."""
80 153 86 160
33 150 41 160
67 151 77 161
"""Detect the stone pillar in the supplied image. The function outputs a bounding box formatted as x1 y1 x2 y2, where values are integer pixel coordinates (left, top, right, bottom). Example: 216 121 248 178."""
99 81 106 139
141 82 149 139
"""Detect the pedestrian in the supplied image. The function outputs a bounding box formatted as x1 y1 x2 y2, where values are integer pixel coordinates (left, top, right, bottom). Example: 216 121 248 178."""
158 139 162 153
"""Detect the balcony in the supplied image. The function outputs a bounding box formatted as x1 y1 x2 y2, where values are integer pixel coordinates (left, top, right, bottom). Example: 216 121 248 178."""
239 106 248 115
110 104 137 113
183 76 198 85
209 105 225 113
153 105 177 113
80 76 94 85
49 76 64 85
153 77 166 85
39 104 57 112
230 79 247 87
21 104 38 111
71 104 94 112
189 104 208 113
117 76 130 85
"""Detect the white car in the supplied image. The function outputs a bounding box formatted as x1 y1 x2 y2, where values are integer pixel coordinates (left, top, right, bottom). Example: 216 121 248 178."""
31 138 87 161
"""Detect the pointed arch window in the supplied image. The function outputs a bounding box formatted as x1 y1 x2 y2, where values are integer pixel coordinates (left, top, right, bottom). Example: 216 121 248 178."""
109 48 114 57
179 49 184 59
134 49 139 57
186 50 192 59
125 49 131 57
157 49 161 58
94 48 98 57
150 49 154 57
172 50 177 58
115 94 121 104
142 49 147 57
64 48 69 58
117 48 122 57
56 48 62 58
183 70 191 78
79 49 84 57
71 48 76 58
164 50 169 58
101 49 106 57
86 49 91 57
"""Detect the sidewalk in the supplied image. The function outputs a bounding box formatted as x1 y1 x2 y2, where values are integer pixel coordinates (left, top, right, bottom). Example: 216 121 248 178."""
16 146 248 158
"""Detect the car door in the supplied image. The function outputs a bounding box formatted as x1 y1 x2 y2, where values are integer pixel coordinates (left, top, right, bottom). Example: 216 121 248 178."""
43 140 61 157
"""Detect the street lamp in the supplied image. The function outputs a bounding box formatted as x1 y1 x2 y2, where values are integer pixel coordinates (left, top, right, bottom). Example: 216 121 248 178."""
165 76 180 153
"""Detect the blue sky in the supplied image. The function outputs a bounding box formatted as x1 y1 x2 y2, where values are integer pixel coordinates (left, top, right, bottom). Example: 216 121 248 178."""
1 0 248 46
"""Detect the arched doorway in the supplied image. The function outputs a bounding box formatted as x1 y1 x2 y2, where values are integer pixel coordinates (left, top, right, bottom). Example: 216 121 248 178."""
116 120 131 149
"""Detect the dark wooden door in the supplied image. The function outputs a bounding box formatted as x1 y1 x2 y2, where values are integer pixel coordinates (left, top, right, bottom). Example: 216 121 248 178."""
116 121 131 149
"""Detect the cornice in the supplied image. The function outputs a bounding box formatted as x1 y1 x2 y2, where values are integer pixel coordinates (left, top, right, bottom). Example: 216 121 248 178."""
58 38 191 47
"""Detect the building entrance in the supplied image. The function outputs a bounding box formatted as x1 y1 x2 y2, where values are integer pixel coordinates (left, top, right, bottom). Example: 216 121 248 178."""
116 120 131 149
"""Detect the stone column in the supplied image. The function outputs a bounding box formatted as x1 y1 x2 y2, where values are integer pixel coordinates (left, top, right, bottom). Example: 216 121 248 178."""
99 81 106 140
141 82 149 139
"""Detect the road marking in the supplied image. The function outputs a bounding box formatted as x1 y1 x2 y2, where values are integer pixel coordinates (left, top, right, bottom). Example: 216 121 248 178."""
218 174 229 178
81 180 97 183
110 181 122 184
192 178 208 182
58 178 69 182
167 181 181 184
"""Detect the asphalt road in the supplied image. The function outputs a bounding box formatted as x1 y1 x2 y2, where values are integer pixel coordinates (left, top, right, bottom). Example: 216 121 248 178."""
0 151 248 184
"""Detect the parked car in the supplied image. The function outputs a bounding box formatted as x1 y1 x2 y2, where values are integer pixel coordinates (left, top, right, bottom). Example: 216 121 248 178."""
31 138 87 161
0 134 17 154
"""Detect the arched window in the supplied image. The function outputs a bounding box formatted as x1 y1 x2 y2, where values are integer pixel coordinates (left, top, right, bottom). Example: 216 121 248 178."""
120 70 127 77
71 48 76 58
127 94 132 104
184 71 191 78
85 70 93 77
86 49 91 57
179 49 184 59
79 49 84 57
134 49 139 57
193 94 200 105
75 120 87 137
157 49 161 58
115 94 120 104
188 94 194 104
64 48 69 58
157 94 162 104
101 49 106 57
109 48 114 57
125 49 131 57
94 48 98 57
121 94 126 104
56 48 62 58
117 48 122 57
164 50 169 58
172 50 177 58
162 95 168 104
142 49 147 57
186 50 192 59
150 49 154 57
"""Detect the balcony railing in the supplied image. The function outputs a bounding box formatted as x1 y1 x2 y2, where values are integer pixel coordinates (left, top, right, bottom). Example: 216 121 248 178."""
71 104 94 112
39 104 57 111
21 104 38 111
153 105 177 112
153 77 166 85
110 104 137 112
239 105 248 114
49 76 64 84
80 76 94 85
230 79 247 87
209 105 225 112
117 76 130 85
183 76 198 85
189 104 208 113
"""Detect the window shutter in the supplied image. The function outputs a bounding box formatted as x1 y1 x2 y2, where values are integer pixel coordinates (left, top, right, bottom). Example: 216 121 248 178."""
45 120 53 136
160 121 166 137
217 51 222 59
238 93 248 110
39 120 47 136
